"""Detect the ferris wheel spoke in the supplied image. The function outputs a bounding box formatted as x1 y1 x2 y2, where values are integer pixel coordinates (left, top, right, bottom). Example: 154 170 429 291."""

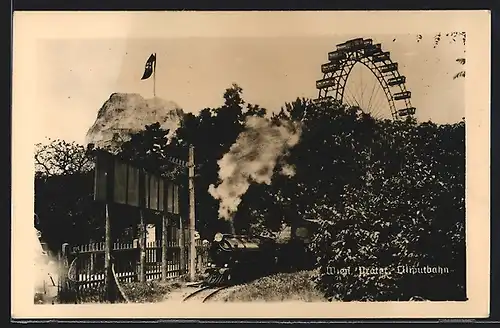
365 78 379 114
344 93 356 108
372 92 386 115
371 105 383 119
344 93 355 108
356 67 363 108
345 84 361 109
354 81 366 110
373 89 384 110
357 68 368 110
369 91 385 117
370 77 386 115
359 69 369 110
362 79 374 111
371 97 385 118
375 94 389 116
341 90 352 107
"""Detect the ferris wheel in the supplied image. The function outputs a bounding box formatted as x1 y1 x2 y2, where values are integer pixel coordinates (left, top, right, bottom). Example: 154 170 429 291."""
314 38 416 120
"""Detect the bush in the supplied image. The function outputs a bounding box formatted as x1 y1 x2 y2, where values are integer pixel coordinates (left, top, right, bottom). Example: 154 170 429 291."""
308 119 466 301
121 281 181 303
223 270 326 302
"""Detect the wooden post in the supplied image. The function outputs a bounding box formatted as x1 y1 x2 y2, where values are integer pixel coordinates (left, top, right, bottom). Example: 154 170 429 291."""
178 217 185 275
104 203 114 302
59 243 70 301
161 214 168 282
138 167 147 283
90 240 95 274
188 145 196 281
139 209 146 283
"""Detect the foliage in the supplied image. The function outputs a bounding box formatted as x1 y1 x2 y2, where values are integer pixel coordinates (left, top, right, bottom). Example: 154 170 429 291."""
34 140 101 252
227 98 465 300
121 281 179 303
297 103 466 301
34 82 466 301
417 32 466 80
223 270 326 302
167 83 268 237
453 58 466 80
35 139 94 178
35 171 104 252
117 122 185 183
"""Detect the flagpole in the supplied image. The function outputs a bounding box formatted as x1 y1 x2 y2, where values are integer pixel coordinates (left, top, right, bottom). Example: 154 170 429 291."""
153 53 156 98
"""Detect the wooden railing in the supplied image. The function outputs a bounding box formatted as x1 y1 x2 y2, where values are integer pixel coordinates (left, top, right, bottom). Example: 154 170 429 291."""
59 238 209 302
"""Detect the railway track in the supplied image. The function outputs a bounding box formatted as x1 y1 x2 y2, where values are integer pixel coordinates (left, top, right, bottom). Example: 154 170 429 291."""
182 285 231 303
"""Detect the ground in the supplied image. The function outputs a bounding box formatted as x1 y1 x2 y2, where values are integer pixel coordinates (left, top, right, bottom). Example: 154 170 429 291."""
220 270 327 302
122 270 327 303
44 270 326 304
121 280 184 303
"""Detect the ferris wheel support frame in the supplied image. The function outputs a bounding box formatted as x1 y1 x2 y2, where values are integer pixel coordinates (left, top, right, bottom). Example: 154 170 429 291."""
315 38 415 120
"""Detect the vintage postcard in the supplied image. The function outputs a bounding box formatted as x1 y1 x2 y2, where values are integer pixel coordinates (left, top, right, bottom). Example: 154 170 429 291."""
12 10 490 319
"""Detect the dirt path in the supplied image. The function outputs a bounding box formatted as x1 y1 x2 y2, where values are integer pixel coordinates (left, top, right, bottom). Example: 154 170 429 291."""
160 284 242 303
162 285 200 302
203 285 241 302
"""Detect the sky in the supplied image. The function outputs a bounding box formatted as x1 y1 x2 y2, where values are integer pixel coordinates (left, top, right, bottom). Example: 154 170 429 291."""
17 12 467 146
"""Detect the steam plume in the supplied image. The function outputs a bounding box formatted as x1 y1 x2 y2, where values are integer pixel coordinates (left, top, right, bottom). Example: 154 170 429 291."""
33 226 59 303
208 116 302 221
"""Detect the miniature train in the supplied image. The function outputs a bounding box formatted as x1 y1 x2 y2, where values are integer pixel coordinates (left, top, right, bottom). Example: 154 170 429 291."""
203 218 320 286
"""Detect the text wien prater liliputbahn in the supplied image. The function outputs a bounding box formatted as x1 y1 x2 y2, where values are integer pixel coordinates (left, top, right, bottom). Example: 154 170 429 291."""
326 265 451 277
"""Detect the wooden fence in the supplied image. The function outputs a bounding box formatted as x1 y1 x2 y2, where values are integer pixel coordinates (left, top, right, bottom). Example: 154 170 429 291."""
58 237 210 303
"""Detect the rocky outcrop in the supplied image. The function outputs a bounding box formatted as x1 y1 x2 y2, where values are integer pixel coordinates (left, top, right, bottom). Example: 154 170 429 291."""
85 93 184 150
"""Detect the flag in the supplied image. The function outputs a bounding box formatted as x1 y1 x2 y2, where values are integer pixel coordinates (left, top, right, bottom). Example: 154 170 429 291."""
141 53 156 80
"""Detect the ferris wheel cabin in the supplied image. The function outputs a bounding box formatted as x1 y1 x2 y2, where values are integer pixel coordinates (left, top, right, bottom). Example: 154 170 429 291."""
328 51 347 61
372 52 391 63
321 62 340 74
397 107 416 117
312 96 334 105
364 44 382 56
316 77 336 89
393 91 411 100
380 63 399 73
387 76 406 86
336 38 365 52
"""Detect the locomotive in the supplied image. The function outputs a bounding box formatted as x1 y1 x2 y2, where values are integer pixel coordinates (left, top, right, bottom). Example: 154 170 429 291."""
203 232 279 286
203 218 320 286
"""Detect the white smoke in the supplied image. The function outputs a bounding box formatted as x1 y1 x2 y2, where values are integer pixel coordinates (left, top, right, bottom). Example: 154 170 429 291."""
208 116 302 220
33 226 59 303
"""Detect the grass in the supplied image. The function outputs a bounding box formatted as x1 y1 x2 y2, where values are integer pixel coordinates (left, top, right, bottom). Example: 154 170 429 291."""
121 280 184 303
223 270 327 302
56 273 206 304
120 273 207 303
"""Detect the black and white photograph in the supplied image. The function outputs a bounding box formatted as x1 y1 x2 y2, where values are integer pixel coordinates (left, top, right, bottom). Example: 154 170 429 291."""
12 10 490 319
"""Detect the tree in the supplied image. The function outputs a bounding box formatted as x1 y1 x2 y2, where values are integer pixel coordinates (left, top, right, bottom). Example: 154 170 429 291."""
34 140 99 252
35 171 101 251
453 58 466 80
417 32 466 80
117 122 185 182
32 82 466 302
306 107 466 301
168 84 268 237
34 139 94 177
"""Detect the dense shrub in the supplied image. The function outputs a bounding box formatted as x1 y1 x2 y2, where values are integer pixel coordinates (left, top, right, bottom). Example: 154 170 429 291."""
223 270 326 302
121 281 179 303
307 116 465 301
35 87 466 302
